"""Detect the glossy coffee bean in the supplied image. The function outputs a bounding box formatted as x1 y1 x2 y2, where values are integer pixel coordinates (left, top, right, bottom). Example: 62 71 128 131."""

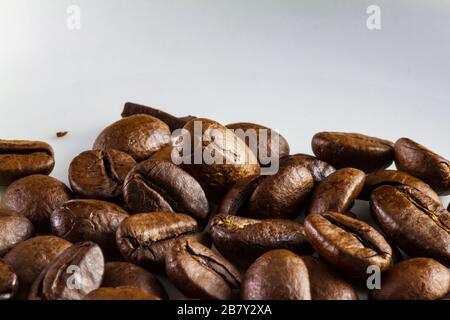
69 149 136 201
241 249 311 300
28 242 104 300
359 170 440 202
1 175 73 232
308 168 365 215
280 153 336 183
166 238 241 300
93 114 171 162
3 236 71 297
312 132 394 173
102 261 167 299
394 138 450 195
51 200 129 259
304 212 393 279
116 212 199 270
301 256 358 300
84 287 160 300
0 140 55 186
123 159 209 224
370 185 450 265
0 209 34 256
370 258 450 300
0 258 18 300
209 214 312 268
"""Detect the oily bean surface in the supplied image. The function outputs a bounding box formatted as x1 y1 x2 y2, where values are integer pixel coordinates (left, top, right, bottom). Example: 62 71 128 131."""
0 209 34 256
0 258 18 300
280 154 336 183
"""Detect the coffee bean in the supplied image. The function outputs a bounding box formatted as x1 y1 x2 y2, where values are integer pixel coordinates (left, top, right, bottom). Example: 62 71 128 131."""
370 185 450 265
0 209 34 256
312 132 394 173
304 212 393 279
280 153 336 183
28 242 104 300
0 258 18 300
102 261 167 299
0 175 73 232
394 138 450 195
359 169 440 202
116 212 199 270
166 238 241 300
51 200 129 259
209 214 312 268
93 114 171 162
123 159 209 224
308 168 365 215
241 249 311 300
0 140 55 186
84 287 160 300
370 258 450 300
3 236 71 297
218 175 263 215
301 256 358 300
69 149 136 201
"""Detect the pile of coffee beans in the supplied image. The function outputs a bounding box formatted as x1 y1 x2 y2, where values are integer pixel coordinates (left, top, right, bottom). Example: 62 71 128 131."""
0 102 449 300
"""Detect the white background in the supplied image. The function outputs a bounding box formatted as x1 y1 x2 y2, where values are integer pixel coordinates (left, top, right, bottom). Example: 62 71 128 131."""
0 0 449 298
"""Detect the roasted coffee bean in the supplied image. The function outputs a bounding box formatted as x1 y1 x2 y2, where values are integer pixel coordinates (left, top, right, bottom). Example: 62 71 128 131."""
359 170 440 202
304 212 393 279
280 154 336 183
394 138 450 195
308 168 365 215
93 114 171 162
28 242 104 300
0 140 55 186
179 118 260 200
0 209 34 256
209 214 312 268
102 261 167 299
218 175 263 215
312 132 394 173
1 175 73 232
166 238 241 300
3 236 71 297
84 287 160 300
241 249 311 300
370 185 450 265
116 212 199 270
69 149 137 201
301 256 358 300
123 159 209 224
0 258 18 300
51 200 129 259
370 258 450 300
226 122 290 166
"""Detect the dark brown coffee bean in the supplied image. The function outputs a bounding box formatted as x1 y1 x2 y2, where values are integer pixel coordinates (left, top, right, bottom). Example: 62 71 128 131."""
166 238 241 300
93 114 171 162
370 185 450 265
370 258 450 300
0 258 18 300
241 249 311 300
3 236 71 297
280 154 336 183
304 212 393 279
116 212 199 270
210 214 313 268
28 242 104 300
51 200 129 259
123 159 209 224
312 132 394 173
84 286 160 300
301 256 358 300
0 140 55 186
0 209 34 256
308 168 365 215
102 261 167 299
0 175 73 232
218 175 264 215
394 138 450 195
359 170 440 202
69 149 136 201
